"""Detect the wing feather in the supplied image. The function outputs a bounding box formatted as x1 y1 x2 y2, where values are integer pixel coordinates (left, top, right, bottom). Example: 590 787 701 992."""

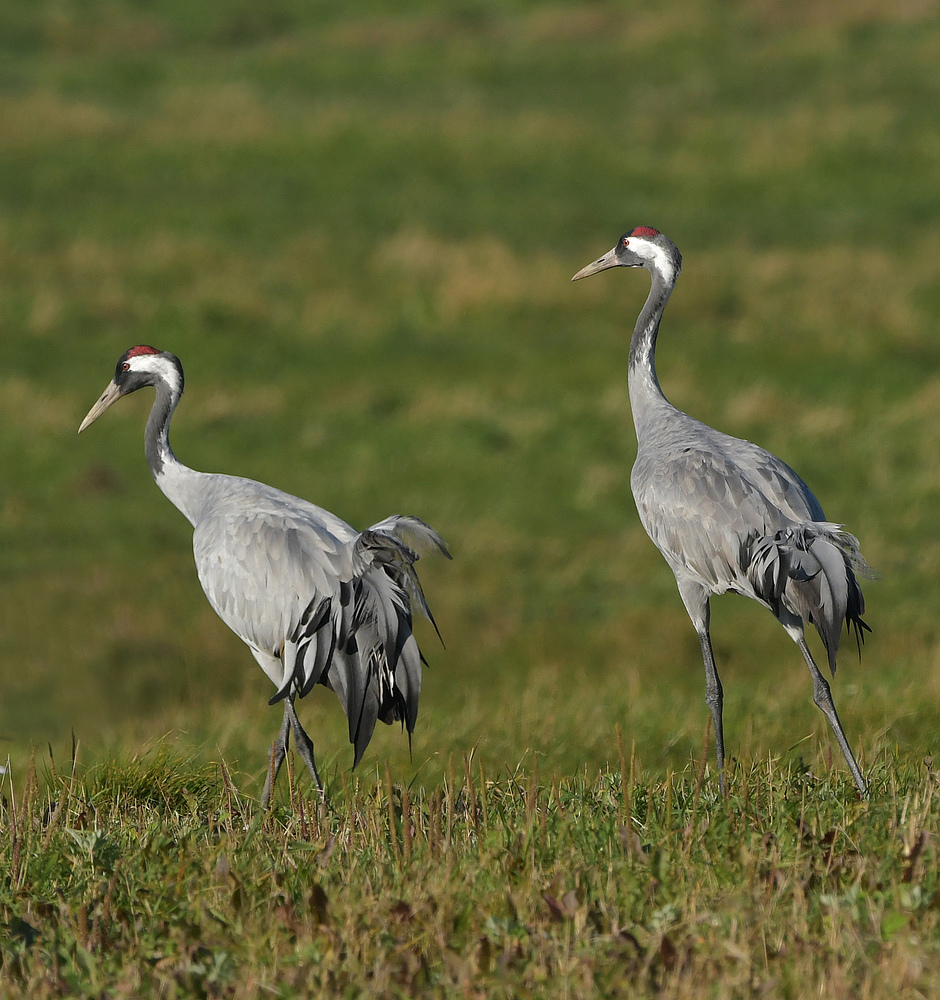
190 475 445 768
632 431 822 595
632 425 871 673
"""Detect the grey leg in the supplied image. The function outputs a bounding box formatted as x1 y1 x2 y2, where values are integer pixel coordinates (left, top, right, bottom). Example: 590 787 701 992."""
285 698 325 801
261 702 291 807
797 637 867 796
678 583 726 795
698 628 726 795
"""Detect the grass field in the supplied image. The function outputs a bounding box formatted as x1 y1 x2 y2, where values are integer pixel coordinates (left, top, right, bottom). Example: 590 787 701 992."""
2 1 940 995
2 748 939 998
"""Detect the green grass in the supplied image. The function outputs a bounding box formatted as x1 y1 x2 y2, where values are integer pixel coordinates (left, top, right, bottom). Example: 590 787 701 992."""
1 746 938 998
2 0 940 993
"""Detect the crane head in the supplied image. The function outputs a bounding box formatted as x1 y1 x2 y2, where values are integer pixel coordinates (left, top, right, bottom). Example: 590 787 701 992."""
571 227 681 282
79 345 183 432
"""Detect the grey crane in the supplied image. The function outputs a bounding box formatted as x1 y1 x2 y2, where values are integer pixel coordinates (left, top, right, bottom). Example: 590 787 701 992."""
572 228 872 795
79 345 450 805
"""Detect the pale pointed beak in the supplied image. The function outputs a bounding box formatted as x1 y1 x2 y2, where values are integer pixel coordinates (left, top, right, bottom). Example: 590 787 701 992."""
79 379 122 433
571 245 620 281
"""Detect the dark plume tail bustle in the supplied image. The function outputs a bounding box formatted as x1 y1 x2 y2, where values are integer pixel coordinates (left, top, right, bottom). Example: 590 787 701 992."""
745 522 873 674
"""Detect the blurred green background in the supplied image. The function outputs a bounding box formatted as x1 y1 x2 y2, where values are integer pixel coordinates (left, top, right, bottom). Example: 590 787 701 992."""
1 0 939 794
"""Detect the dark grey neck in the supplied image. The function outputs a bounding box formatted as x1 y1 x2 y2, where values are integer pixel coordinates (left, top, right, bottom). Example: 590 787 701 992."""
627 266 678 435
144 379 179 479
628 267 674 378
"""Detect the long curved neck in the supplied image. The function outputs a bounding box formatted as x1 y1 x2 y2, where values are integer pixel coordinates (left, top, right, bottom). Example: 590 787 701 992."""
145 378 179 478
627 265 678 440
145 379 204 526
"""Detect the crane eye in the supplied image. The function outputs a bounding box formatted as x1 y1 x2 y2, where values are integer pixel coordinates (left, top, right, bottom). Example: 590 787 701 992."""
122 362 130 371
622 238 630 247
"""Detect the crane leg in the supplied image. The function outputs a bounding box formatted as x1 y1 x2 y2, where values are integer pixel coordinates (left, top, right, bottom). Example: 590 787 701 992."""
285 697 325 802
679 585 726 795
797 637 867 796
261 703 291 807
698 629 726 796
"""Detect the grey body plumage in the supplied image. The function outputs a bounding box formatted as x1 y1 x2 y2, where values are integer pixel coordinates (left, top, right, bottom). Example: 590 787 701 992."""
573 228 871 795
80 346 449 805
